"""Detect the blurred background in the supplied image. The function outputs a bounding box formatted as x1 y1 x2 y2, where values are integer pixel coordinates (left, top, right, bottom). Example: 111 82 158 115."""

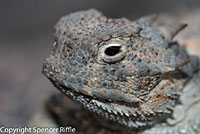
0 0 200 127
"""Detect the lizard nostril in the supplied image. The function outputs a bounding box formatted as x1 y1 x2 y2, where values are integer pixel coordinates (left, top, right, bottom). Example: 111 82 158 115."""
105 46 121 56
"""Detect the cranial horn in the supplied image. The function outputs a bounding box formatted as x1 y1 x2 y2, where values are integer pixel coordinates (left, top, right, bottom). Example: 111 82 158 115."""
160 23 188 40
136 14 158 27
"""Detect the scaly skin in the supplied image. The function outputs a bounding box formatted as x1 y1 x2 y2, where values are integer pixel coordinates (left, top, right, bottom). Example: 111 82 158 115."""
42 9 200 133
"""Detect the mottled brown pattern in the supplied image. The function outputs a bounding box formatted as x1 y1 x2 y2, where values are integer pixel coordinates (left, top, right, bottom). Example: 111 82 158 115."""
42 9 199 132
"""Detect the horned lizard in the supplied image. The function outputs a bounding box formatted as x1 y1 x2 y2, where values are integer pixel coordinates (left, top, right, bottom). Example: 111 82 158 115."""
42 9 200 134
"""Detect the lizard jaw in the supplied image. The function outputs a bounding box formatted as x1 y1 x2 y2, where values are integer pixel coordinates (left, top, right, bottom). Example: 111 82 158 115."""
51 80 174 129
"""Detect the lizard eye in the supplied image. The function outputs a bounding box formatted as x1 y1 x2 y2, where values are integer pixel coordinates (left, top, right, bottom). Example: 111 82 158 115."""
99 39 127 63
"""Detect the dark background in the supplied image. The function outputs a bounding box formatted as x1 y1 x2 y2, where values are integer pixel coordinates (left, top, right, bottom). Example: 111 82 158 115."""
0 0 199 126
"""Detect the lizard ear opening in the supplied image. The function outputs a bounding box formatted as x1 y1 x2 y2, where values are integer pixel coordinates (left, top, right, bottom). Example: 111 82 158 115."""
99 39 127 64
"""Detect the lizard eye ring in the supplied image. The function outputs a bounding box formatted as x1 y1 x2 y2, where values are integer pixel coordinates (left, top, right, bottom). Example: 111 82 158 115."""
99 39 127 63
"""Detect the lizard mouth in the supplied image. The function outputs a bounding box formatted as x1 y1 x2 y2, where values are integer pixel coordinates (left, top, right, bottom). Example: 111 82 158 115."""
50 79 173 129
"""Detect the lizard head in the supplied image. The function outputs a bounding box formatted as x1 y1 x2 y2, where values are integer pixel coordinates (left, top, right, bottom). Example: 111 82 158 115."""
42 9 188 129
